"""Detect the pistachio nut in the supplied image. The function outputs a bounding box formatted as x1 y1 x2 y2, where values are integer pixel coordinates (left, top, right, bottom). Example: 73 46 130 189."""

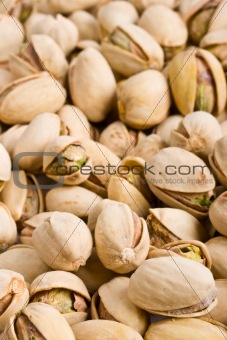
4 302 75 340
69 48 116 123
170 111 222 160
169 47 227 116
128 256 217 317
0 171 44 227
206 236 227 279
162 240 212 268
128 0 178 12
32 212 93 271
69 10 100 42
0 245 49 284
43 136 92 186
102 23 164 77
0 14 24 63
209 191 227 236
95 201 150 273
138 4 188 61
0 72 66 124
146 208 209 248
48 0 101 13
0 68 14 92
145 147 216 219
76 247 116 294
25 12 78 55
13 112 61 173
97 1 139 38
30 271 90 326
209 136 227 189
0 203 17 253
10 34 68 84
0 143 11 192
144 318 227 340
0 269 29 332
0 124 27 157
91 277 149 335
45 186 103 218
118 70 171 130
71 320 143 340
154 115 183 146
207 279 227 325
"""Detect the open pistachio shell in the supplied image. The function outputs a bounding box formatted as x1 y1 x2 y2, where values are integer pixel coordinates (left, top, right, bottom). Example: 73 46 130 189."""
206 236 227 279
0 203 17 252
95 201 150 273
210 136 227 189
69 10 100 42
32 212 93 271
154 115 183 146
0 269 29 332
200 30 227 69
0 143 11 192
206 280 227 325
144 318 227 340
0 124 27 157
91 277 149 335
69 48 116 123
209 192 227 236
0 73 66 124
71 320 143 340
0 245 49 284
128 256 217 317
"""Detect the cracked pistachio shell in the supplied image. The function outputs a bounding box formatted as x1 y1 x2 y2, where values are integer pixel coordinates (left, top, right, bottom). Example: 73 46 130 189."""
0 15 24 63
0 143 11 192
169 48 227 116
45 186 103 218
128 256 217 317
145 147 215 219
0 245 49 284
58 105 92 140
13 113 61 173
154 115 183 146
207 280 227 325
170 111 222 160
43 135 92 186
69 48 116 123
71 320 143 340
69 10 100 42
206 237 227 279
32 212 93 271
76 247 116 294
0 203 17 252
144 318 227 340
209 136 227 189
128 134 166 161
0 171 44 222
97 1 138 37
4 302 75 340
118 70 170 130
0 269 29 332
209 192 227 236
0 69 14 92
0 124 27 157
200 30 227 68
0 73 66 124
95 201 150 273
102 24 164 77
91 277 149 335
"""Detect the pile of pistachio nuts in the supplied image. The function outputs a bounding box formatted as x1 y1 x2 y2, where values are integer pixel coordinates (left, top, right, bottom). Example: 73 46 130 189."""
1 0 227 339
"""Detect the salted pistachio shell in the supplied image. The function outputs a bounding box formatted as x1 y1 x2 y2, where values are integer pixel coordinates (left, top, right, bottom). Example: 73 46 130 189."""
32 212 93 271
154 115 183 145
0 203 17 252
128 256 217 317
206 236 227 279
69 48 116 123
4 302 75 340
118 70 171 130
91 277 149 335
144 318 227 340
128 134 166 161
43 135 92 186
209 192 227 236
0 124 27 157
206 280 227 325
128 0 178 12
97 1 139 37
0 245 49 284
95 201 150 273
0 269 29 332
101 23 164 77
0 15 24 63
71 320 143 340
0 73 66 124
69 10 100 42
170 111 222 160
0 69 14 92
45 186 103 218
13 112 61 173
0 143 11 192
